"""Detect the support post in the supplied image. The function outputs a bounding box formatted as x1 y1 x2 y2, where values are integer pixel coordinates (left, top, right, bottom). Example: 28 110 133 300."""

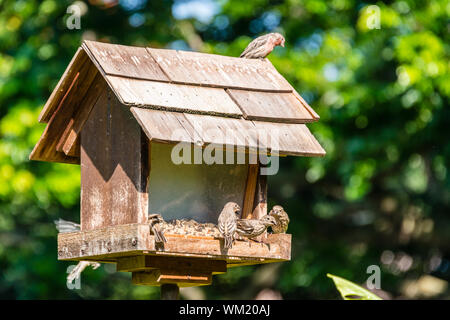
161 283 179 300
252 163 268 220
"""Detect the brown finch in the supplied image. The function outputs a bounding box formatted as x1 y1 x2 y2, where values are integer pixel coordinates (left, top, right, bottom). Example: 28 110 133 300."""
148 213 167 244
240 32 285 59
217 202 241 249
236 215 277 241
54 219 101 283
269 205 290 234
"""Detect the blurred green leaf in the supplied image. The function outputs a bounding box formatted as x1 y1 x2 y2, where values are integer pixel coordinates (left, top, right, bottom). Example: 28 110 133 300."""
327 274 382 300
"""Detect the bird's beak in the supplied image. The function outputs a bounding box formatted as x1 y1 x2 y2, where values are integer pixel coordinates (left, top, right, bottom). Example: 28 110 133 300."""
281 40 285 47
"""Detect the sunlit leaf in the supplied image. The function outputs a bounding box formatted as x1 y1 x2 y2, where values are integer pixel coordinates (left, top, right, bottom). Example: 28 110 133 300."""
327 273 382 300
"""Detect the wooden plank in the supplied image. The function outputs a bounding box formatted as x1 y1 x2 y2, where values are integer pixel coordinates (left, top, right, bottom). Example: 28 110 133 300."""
183 113 259 151
30 53 99 164
117 255 226 274
130 108 200 145
252 121 326 157
80 90 148 231
252 166 268 220
107 76 242 117
38 48 89 123
148 47 292 92
82 40 169 82
132 111 325 157
242 164 259 219
56 73 106 155
57 223 291 263
227 89 315 123
132 270 212 287
292 89 320 120
66 137 80 157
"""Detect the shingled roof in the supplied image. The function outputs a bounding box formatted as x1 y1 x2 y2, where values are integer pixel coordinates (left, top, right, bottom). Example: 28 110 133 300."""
30 40 325 164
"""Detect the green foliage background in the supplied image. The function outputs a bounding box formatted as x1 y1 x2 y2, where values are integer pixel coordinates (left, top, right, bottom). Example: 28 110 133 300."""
0 0 449 299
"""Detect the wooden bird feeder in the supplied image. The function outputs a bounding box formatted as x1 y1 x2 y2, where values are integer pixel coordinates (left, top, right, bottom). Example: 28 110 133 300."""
30 41 325 289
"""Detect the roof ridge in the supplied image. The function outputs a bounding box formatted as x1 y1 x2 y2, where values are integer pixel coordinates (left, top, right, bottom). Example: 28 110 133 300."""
83 39 272 63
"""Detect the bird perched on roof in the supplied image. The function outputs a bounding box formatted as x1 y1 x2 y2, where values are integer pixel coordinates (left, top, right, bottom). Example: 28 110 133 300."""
217 202 241 249
236 215 277 242
269 205 290 234
240 32 285 59
148 213 167 244
54 219 101 283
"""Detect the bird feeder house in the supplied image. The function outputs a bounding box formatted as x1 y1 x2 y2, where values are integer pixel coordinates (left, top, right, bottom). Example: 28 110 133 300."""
30 41 325 288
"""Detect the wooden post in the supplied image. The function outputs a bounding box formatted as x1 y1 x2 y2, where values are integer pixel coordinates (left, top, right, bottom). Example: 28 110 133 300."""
252 163 268 220
161 283 179 300
242 164 259 219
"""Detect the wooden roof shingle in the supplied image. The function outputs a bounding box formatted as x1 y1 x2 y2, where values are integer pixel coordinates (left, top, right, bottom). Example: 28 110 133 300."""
30 40 325 164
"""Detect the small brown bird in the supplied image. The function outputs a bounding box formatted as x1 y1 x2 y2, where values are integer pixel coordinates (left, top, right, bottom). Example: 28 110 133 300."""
236 215 277 241
240 32 285 59
217 202 241 249
54 219 101 283
269 205 290 234
148 213 167 244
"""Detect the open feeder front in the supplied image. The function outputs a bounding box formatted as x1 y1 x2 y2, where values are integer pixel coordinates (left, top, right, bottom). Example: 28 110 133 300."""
30 41 325 288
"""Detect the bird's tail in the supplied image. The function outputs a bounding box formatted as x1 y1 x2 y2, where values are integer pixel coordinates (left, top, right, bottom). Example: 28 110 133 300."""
54 219 80 233
224 235 234 249
153 227 167 244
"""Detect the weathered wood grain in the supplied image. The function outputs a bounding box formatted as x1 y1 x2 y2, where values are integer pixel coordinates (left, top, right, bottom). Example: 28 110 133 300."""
56 73 106 156
131 108 201 145
65 137 80 157
108 76 242 117
147 47 292 92
292 88 320 120
38 48 89 123
242 164 259 219
30 51 99 164
252 166 268 220
252 121 326 157
183 113 259 151
227 89 315 123
57 223 291 264
80 89 148 231
82 40 169 82
31 41 325 168
131 110 325 157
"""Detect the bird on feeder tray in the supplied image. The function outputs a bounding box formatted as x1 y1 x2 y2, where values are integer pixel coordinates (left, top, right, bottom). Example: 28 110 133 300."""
54 219 101 283
240 32 285 59
218 202 241 249
235 215 277 242
148 214 167 244
269 205 290 234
